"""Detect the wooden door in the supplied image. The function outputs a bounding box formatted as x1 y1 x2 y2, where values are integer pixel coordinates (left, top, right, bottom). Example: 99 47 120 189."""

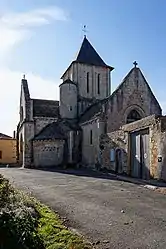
130 131 141 178
130 129 150 179
141 129 150 180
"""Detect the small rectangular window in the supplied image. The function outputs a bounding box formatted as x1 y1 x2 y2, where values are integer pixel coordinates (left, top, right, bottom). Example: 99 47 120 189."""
87 72 89 93
0 151 2 159
69 106 72 111
90 130 92 145
97 74 100 94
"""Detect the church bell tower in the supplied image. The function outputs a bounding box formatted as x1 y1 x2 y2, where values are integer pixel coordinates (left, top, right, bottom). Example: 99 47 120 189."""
59 34 114 117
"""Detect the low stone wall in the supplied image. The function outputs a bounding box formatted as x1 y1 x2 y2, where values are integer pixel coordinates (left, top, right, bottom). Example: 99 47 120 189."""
158 117 166 180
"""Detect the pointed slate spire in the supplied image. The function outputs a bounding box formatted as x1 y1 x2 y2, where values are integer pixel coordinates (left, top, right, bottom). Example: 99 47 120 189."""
76 36 111 68
61 36 114 79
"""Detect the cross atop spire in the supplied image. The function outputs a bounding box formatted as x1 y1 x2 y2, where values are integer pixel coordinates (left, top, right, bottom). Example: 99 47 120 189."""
133 61 138 68
23 74 26 80
82 25 87 37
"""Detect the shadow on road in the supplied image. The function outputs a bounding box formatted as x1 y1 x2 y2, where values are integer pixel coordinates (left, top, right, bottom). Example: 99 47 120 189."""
27 167 166 188
33 166 145 185
3 165 166 188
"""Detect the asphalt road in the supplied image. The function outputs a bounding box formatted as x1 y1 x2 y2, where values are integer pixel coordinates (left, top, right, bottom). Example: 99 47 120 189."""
1 167 166 249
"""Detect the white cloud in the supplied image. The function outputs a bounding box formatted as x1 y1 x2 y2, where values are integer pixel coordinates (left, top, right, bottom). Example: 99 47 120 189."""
1 6 67 28
0 6 67 135
0 6 68 58
0 68 60 136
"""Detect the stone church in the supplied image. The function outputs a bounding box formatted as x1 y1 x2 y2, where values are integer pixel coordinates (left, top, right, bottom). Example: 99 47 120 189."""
17 36 166 180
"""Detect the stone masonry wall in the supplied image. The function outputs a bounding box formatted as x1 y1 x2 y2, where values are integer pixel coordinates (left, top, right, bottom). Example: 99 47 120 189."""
59 82 77 119
62 62 111 104
81 116 106 167
75 63 110 100
34 117 58 135
33 139 65 167
18 125 24 166
100 130 128 173
100 115 162 179
24 122 35 167
18 121 35 167
81 118 99 167
157 117 166 181
107 68 161 132
122 115 160 178
80 117 100 167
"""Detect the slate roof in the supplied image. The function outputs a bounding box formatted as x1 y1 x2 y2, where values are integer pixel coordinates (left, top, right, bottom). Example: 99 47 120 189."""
78 95 96 103
33 99 59 118
75 36 110 68
0 133 12 139
61 119 81 131
33 122 66 140
61 37 114 79
79 100 104 123
33 120 81 141
59 79 77 87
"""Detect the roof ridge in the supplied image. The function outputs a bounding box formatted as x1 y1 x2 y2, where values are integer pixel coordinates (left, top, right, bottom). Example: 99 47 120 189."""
0 133 12 139
138 68 161 111
33 121 65 141
32 98 59 102
79 99 103 123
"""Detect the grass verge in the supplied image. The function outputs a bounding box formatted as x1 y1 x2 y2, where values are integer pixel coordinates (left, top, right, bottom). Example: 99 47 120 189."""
0 174 91 249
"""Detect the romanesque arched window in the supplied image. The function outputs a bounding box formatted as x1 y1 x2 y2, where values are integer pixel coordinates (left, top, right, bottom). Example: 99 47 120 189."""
126 109 141 124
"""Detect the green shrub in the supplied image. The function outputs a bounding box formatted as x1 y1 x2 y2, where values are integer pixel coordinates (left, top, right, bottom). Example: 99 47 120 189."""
0 174 44 249
0 176 14 208
0 174 91 249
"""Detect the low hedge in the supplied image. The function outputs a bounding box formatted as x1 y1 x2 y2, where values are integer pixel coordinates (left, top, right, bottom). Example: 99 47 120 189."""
0 174 91 249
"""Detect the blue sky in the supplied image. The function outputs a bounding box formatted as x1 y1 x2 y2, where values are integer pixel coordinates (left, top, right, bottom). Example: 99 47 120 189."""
0 0 166 135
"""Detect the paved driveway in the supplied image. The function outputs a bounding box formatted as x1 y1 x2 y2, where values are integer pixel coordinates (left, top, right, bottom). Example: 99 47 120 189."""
1 168 166 249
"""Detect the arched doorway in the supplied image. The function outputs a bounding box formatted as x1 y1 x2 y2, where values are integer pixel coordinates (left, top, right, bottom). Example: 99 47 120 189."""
126 109 141 124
